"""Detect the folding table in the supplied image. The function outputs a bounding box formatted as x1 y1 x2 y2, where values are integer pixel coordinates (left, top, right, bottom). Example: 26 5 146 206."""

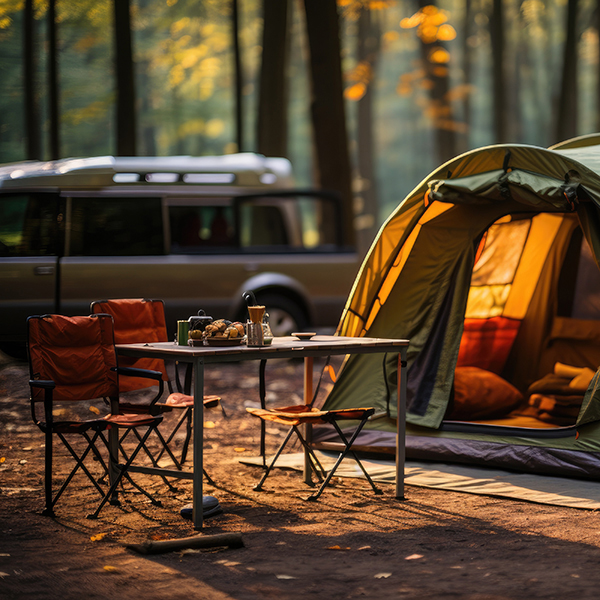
116 335 409 529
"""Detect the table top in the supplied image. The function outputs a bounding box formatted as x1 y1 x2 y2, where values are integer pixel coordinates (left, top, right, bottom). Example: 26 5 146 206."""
116 334 409 363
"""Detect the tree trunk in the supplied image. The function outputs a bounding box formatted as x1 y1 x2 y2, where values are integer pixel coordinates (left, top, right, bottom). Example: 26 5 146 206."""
232 0 244 152
24 0 41 160
257 0 289 158
114 0 136 156
418 0 457 163
490 0 507 143
48 0 60 160
303 0 355 248
355 6 380 255
461 0 472 153
555 0 578 144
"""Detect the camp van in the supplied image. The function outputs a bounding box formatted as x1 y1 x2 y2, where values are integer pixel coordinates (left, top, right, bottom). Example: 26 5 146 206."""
318 134 600 480
0 153 359 357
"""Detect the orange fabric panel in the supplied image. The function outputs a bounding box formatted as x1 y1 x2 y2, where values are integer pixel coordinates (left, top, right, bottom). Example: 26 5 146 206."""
28 314 119 402
456 317 521 375
91 299 169 392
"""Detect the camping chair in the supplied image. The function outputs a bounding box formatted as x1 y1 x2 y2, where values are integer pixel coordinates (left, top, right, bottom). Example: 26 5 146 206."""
246 402 383 501
90 299 222 473
27 313 164 519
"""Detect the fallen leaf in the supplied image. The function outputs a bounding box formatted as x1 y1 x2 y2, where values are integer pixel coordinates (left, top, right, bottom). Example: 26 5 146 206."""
204 421 216 429
327 545 350 551
0 457 5 463
374 572 392 579
358 546 371 551
180 548 201 554
0 572 10 578
405 554 424 561
91 533 108 542
19 460 27 465
275 574 297 580
0 554 10 557
22 447 32 451
150 533 167 541
234 447 246 453
89 406 101 415
103 565 118 573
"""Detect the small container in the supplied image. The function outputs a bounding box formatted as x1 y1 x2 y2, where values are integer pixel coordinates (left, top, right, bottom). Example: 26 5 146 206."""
177 320 190 346
262 312 273 345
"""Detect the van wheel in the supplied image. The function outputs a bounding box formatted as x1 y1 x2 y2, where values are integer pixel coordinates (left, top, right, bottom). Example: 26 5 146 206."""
255 294 308 337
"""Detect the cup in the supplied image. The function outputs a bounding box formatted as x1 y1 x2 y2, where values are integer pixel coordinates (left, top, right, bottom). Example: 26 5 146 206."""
248 305 265 324
177 320 190 346
246 321 264 346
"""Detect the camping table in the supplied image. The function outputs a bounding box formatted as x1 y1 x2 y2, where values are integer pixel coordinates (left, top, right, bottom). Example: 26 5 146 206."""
116 335 409 529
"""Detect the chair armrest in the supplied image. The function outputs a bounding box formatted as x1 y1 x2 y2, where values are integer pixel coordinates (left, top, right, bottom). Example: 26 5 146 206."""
113 367 164 406
29 379 56 390
114 366 163 381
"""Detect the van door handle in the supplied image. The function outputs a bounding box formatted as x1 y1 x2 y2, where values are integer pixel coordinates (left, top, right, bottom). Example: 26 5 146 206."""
34 266 55 276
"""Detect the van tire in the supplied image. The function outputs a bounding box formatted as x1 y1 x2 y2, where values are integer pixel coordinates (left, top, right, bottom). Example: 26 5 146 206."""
254 294 308 337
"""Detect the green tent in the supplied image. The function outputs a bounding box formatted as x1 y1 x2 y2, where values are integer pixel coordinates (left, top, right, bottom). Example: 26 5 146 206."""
317 134 600 478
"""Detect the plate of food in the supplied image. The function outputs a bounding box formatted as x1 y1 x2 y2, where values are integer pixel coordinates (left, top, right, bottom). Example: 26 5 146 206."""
292 332 317 341
203 319 246 346
205 337 246 347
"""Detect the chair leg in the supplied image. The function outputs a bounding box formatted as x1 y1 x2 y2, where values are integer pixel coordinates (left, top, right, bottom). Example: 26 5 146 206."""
306 418 382 502
87 425 158 519
43 426 54 517
179 408 194 465
253 427 295 491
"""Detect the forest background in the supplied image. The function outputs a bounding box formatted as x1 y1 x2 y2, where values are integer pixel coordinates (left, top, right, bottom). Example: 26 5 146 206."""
0 0 595 251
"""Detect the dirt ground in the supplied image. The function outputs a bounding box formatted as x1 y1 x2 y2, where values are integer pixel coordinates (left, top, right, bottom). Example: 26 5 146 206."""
3 350 600 600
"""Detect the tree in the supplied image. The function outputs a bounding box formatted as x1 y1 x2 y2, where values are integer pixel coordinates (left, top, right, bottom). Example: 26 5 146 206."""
114 0 136 155
303 0 355 247
490 0 507 142
555 0 578 144
231 0 244 152
354 4 381 254
24 0 41 160
256 0 289 158
48 0 60 159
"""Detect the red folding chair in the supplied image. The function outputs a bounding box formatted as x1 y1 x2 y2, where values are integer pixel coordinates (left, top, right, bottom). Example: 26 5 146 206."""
90 299 222 475
27 313 164 518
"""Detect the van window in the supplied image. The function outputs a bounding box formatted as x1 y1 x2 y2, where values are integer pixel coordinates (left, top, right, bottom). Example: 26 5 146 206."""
0 193 60 257
237 194 340 251
169 205 235 252
69 197 163 256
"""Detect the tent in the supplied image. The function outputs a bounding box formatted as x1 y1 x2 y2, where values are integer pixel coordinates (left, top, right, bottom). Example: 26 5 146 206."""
316 133 600 479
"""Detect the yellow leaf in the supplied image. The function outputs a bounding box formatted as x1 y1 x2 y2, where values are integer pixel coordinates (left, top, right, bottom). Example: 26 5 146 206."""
437 24 457 41
89 406 101 415
344 83 367 101
0 457 5 463
234 447 246 453
103 565 118 572
204 421 216 429
91 533 108 542
327 545 350 550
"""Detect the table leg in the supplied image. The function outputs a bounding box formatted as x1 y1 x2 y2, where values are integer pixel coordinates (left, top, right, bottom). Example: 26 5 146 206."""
303 356 314 485
192 356 205 529
396 348 407 500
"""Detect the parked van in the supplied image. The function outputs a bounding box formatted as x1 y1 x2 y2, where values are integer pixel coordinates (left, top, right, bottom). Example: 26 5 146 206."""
0 153 359 356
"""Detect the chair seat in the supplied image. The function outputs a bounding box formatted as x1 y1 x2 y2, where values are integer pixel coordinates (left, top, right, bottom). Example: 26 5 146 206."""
246 404 373 426
164 392 221 409
104 413 162 428
41 419 111 435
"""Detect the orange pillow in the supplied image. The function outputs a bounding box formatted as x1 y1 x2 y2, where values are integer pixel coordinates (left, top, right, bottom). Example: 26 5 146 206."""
447 367 523 421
